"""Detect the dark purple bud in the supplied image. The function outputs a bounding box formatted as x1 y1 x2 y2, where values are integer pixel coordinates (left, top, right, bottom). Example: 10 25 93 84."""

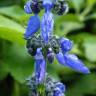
53 1 69 15
47 48 54 64
31 1 41 14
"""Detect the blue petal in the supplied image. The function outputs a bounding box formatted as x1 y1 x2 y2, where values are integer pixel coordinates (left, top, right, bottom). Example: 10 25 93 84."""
64 54 90 74
24 15 40 39
56 52 66 66
41 12 54 43
34 48 46 83
24 1 32 14
60 37 73 53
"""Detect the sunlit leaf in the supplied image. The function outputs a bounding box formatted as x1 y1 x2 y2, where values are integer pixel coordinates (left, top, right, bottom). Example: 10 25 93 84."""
0 5 25 21
70 33 96 62
0 15 25 45
71 0 84 13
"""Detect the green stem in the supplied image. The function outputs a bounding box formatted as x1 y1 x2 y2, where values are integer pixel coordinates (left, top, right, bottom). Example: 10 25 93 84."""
11 80 20 96
37 83 46 96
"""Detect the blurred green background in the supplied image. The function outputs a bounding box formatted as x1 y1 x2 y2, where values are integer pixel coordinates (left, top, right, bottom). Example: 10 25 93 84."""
0 0 96 96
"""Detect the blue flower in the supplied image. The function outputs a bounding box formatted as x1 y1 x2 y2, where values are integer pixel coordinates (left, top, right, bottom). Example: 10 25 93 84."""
64 53 90 74
41 12 54 43
34 48 46 84
24 1 32 14
60 37 73 53
56 52 90 74
24 15 40 39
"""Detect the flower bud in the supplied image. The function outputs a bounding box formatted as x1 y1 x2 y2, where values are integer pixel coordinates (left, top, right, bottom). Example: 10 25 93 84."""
47 48 54 64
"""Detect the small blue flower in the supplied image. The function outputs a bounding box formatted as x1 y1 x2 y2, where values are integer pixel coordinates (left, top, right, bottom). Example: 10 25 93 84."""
24 15 40 39
24 1 32 14
64 53 90 74
56 52 90 74
60 37 73 53
41 12 54 43
34 48 46 83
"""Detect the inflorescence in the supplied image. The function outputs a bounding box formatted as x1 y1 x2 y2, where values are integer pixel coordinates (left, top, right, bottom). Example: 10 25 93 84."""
24 0 90 96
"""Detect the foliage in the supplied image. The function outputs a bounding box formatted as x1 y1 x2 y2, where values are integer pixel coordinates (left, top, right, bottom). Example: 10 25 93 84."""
0 0 96 96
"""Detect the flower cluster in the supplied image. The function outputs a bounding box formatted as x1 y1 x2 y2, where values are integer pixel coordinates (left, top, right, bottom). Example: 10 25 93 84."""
24 0 90 96
27 74 65 96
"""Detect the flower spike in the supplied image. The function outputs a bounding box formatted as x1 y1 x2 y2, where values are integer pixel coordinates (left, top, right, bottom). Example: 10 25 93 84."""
24 0 90 95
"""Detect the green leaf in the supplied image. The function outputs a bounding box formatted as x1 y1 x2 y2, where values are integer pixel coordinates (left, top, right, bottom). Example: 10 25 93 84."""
55 14 84 36
86 0 96 7
0 5 25 21
55 14 81 22
83 41 96 62
0 62 9 80
70 33 96 62
81 0 96 16
66 74 96 96
85 13 96 20
2 43 34 83
71 0 84 13
0 15 25 45
55 21 84 36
